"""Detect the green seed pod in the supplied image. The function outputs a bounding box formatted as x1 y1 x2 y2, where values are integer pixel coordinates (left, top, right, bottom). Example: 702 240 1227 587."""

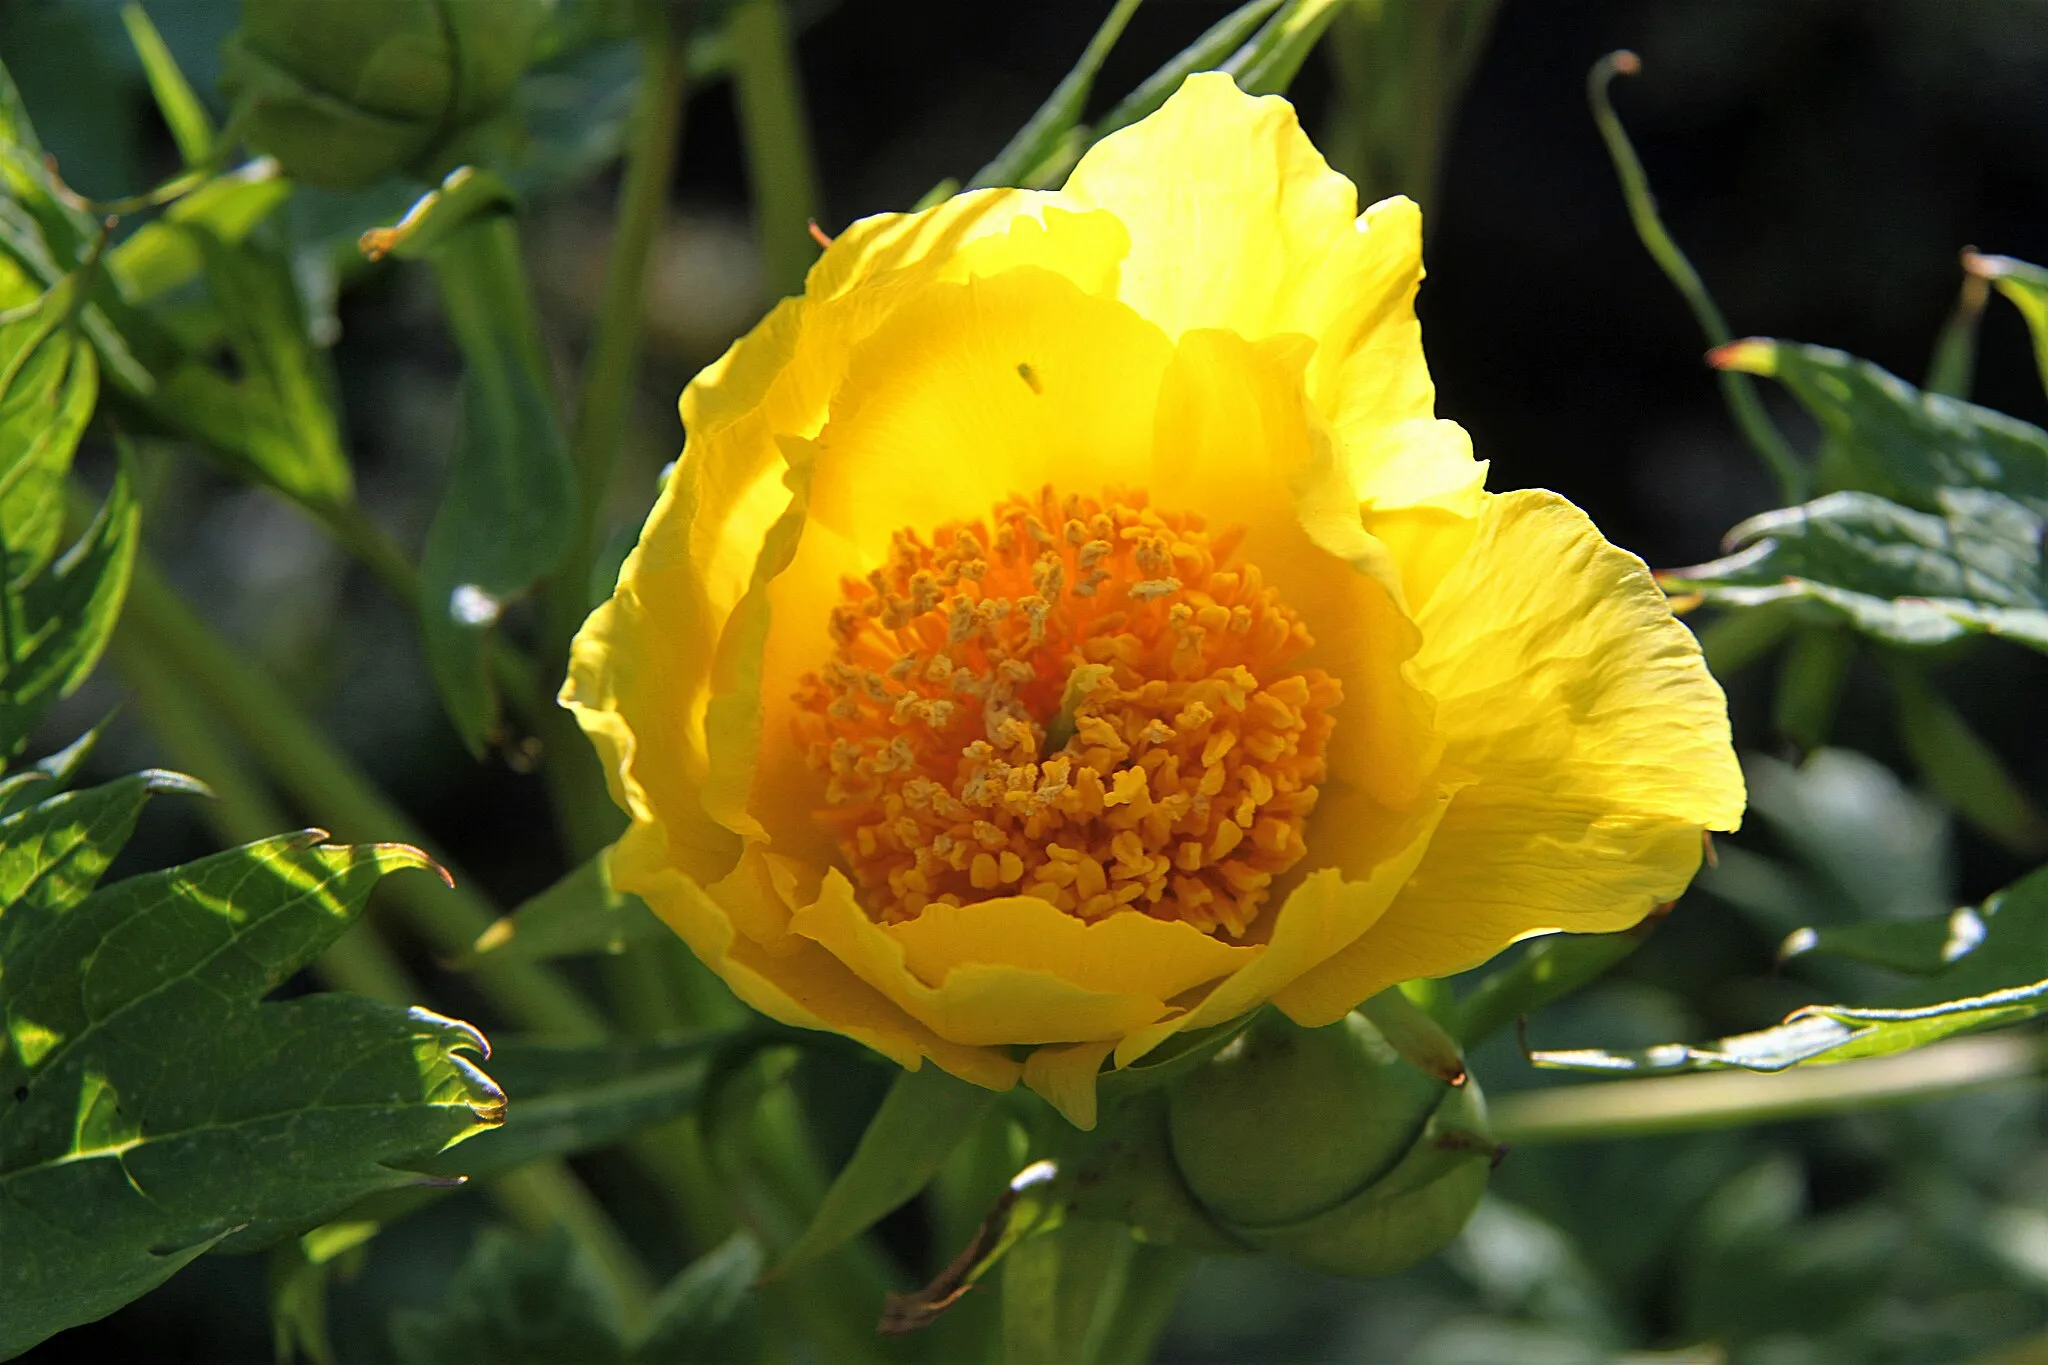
222 0 548 190
1162 1010 1493 1277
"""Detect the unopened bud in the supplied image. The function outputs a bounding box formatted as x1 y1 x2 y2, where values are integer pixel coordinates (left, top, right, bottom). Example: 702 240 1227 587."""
1163 1010 1492 1277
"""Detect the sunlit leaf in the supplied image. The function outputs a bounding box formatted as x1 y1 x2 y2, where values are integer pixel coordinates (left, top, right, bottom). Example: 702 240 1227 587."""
0 272 98 583
107 160 292 305
1662 489 2048 654
0 817 503 1358
1779 906 1989 977
1669 339 2048 653
183 223 351 505
1535 866 2048 1075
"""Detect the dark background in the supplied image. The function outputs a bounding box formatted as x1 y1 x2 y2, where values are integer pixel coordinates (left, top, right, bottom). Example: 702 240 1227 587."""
9 0 2048 1360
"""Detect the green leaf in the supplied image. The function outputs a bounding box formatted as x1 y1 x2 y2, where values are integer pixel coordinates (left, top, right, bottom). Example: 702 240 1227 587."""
0 721 107 821
1534 865 2048 1076
1450 925 1654 1046
0 465 138 759
1883 653 2048 855
181 224 352 506
1361 986 1468 1085
0 273 98 584
773 1063 999 1278
0 768 206 964
633 1231 766 1363
417 1032 729 1180
1710 337 2048 516
121 2 216 168
107 161 293 306
366 168 577 754
1771 627 1853 753
459 855 667 969
1661 488 2048 654
1669 337 2048 653
968 0 1146 191
0 814 503 1358
1001 1219 1137 1365
1779 905 1988 976
389 1225 632 1365
390 1224 764 1365
268 1220 376 1365
1968 252 2048 400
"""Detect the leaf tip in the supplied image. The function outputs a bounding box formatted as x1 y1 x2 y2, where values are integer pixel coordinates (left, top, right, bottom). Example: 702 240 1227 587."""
1707 337 1778 376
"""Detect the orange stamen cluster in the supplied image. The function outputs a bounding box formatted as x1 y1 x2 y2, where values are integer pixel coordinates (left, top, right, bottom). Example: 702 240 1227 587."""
792 487 1340 937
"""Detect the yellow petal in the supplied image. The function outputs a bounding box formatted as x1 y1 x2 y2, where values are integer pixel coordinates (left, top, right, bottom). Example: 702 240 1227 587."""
1023 1038 1119 1131
887 896 1254 1003
1148 326 1440 816
1274 489 1746 1016
743 266 1175 855
1064 74 1480 515
790 872 1174 1047
1112 783 1453 1069
565 190 1131 876
610 822 1021 1090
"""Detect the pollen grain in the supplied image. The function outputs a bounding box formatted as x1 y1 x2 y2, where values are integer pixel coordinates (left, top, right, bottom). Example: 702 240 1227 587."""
792 487 1339 937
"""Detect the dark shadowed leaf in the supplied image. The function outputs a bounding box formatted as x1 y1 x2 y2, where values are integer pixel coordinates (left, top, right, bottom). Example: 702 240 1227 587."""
0 465 138 758
389 1224 763 1365
774 1063 998 1278
364 168 576 754
459 854 667 968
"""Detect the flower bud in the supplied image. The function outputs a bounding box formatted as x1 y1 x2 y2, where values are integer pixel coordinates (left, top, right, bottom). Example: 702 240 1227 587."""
1163 1010 1492 1277
222 0 546 190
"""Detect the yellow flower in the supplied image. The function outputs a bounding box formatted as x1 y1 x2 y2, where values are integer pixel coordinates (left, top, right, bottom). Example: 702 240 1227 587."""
563 73 1744 1128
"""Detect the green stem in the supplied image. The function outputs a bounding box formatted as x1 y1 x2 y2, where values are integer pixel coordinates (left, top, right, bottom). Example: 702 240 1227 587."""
117 547 608 1040
1493 1033 2048 1144
1588 52 1806 504
730 0 823 299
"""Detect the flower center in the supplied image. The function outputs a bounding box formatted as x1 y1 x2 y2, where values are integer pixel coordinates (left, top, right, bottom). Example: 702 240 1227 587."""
793 487 1339 938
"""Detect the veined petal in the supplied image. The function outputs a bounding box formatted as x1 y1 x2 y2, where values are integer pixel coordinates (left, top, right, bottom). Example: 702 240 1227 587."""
1275 489 1746 1016
790 873 1173 1046
1064 73 1480 515
886 896 1255 1002
610 821 1022 1090
1149 327 1440 815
